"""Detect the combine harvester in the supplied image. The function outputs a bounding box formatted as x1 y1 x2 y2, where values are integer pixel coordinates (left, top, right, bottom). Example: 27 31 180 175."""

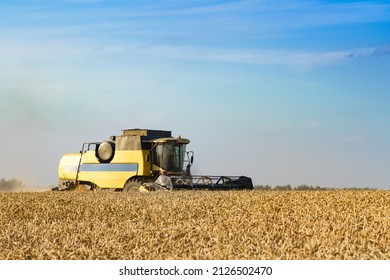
55 129 253 192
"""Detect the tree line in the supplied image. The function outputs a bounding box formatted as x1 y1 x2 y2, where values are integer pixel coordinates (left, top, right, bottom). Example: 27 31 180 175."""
254 184 376 191
0 178 28 192
0 177 378 192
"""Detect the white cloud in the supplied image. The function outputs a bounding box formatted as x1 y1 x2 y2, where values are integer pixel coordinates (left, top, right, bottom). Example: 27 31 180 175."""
95 43 367 69
372 45 390 56
2 1 389 42
0 37 381 70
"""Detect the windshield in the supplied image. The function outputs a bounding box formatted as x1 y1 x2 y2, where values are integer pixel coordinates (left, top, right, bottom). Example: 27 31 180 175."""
152 142 187 172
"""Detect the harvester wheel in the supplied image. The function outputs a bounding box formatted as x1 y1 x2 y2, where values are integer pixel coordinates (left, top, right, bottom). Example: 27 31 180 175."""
123 180 141 192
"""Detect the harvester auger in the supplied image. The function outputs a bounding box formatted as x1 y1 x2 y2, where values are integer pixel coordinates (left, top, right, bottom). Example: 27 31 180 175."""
55 129 253 192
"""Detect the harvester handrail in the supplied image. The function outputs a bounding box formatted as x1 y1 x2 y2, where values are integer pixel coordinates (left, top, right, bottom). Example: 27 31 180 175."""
75 142 99 186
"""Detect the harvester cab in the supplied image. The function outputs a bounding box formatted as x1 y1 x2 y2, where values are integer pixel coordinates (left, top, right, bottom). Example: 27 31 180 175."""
150 137 193 176
56 128 253 192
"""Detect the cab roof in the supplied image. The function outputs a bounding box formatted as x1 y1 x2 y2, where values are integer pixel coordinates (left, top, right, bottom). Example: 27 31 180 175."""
151 137 190 144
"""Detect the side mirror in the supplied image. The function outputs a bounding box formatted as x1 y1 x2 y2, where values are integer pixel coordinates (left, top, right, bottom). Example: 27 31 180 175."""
186 164 191 176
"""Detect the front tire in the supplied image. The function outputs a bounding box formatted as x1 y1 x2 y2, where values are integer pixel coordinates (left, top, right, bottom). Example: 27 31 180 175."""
123 180 141 192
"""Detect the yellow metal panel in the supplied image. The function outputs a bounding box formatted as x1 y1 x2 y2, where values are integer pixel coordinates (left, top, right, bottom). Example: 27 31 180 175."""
58 149 151 189
82 151 99 163
58 154 80 180
77 170 137 189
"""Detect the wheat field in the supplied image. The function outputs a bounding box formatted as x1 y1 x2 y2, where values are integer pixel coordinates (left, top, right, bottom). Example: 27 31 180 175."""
0 190 389 260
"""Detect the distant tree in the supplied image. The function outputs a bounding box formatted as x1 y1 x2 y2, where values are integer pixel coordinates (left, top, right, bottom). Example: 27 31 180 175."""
274 185 292 191
254 184 373 191
296 184 311 190
255 185 272 190
0 178 27 192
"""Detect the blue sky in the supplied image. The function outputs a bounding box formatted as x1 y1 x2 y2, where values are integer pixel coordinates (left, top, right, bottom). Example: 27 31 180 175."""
1 0 389 188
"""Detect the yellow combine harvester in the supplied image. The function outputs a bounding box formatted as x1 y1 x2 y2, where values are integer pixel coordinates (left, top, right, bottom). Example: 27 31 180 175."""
55 129 253 191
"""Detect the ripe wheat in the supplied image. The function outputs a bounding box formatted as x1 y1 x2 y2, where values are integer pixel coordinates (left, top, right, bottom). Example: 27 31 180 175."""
0 190 389 259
